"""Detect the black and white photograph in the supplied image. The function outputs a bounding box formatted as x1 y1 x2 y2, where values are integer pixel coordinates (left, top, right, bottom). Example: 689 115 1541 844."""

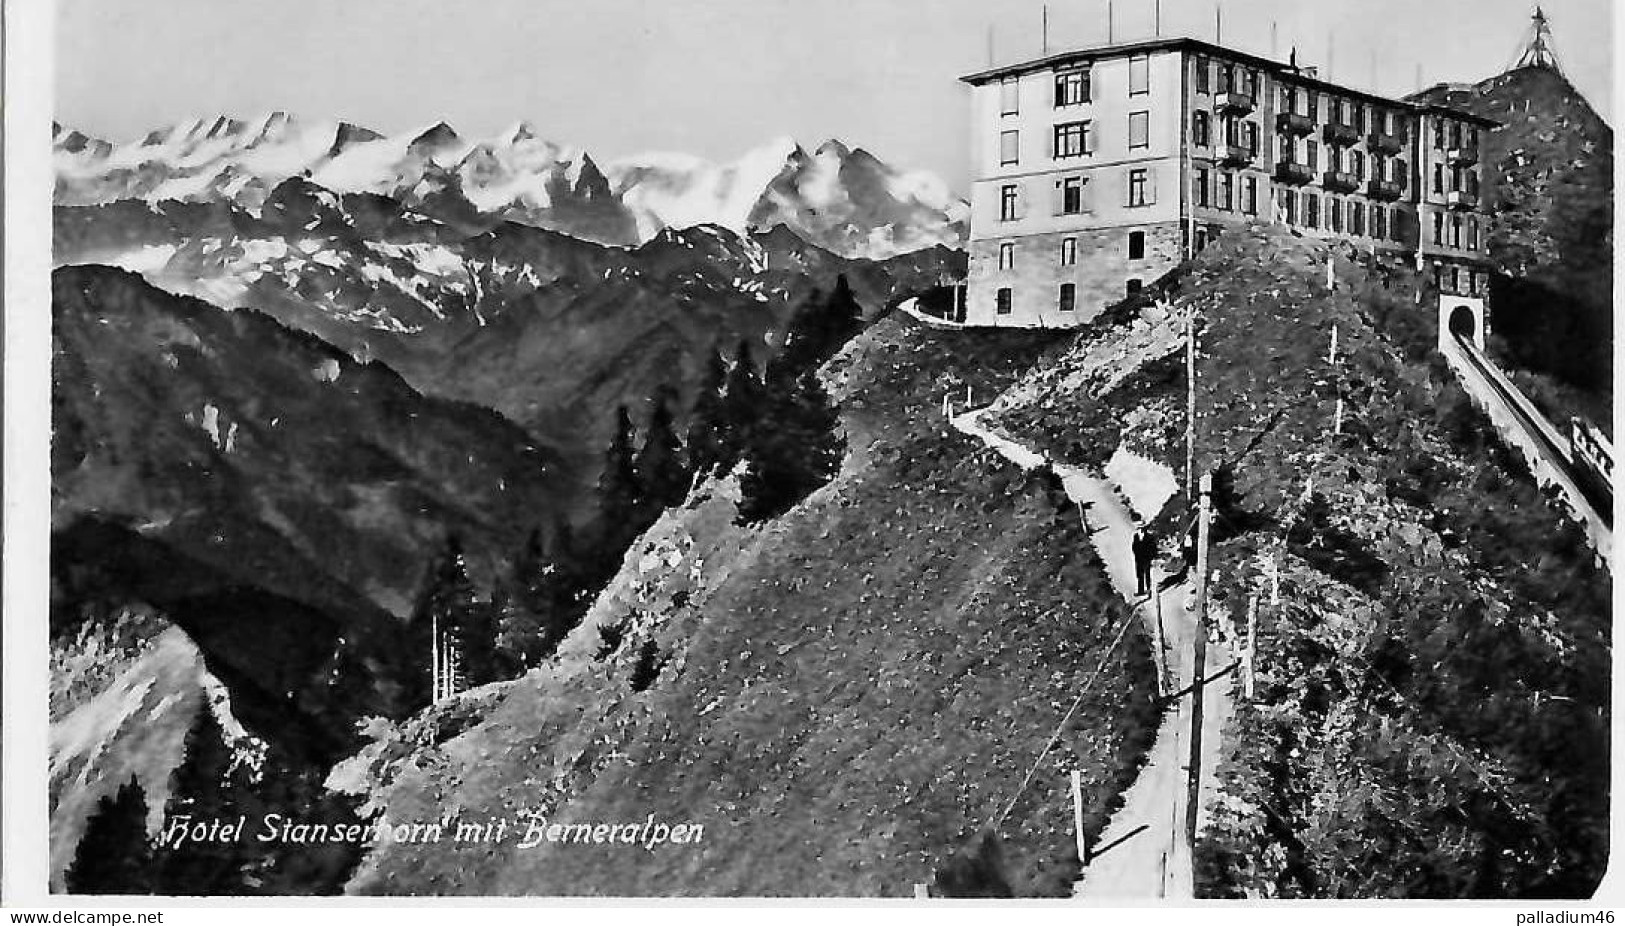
8 0 1619 908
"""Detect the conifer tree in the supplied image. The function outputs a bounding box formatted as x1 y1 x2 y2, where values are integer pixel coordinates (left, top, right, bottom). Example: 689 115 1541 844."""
717 340 764 473
684 350 731 480
156 704 251 894
594 405 644 560
635 384 690 514
411 535 492 699
66 776 156 894
780 274 864 376
736 356 845 524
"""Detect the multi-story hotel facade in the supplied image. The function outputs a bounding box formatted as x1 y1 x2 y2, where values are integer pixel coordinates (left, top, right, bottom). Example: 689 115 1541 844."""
959 38 1498 327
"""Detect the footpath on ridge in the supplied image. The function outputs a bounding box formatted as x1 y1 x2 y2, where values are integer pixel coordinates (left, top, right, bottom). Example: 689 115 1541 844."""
950 406 1235 900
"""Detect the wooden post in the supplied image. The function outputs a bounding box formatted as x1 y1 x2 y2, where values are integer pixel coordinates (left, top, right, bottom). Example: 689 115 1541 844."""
1071 769 1089 865
1186 473 1214 851
1328 324 1339 364
1244 594 1258 700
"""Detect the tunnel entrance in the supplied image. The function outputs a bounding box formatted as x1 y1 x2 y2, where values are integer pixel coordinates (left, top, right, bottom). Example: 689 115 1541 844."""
1437 295 1487 351
1449 304 1478 341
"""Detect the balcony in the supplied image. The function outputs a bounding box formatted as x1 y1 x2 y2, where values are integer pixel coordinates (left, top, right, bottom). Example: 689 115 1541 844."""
1275 161 1315 185
1218 145 1252 167
1367 130 1406 155
1447 146 1479 166
1276 111 1315 136
1323 170 1359 193
1366 178 1405 201
1214 90 1255 114
1323 122 1361 146
1447 189 1479 209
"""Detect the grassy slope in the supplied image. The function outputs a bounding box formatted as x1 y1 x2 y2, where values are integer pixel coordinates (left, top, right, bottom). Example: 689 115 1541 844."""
338 315 1160 896
989 224 1610 898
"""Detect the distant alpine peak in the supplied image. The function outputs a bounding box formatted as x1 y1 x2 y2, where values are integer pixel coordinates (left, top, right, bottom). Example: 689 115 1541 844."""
53 116 968 259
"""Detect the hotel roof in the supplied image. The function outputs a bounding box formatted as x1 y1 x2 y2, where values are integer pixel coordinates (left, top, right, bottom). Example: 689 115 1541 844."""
959 36 1499 126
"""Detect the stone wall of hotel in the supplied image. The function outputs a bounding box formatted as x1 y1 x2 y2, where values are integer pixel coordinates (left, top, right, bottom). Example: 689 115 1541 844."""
965 221 1184 327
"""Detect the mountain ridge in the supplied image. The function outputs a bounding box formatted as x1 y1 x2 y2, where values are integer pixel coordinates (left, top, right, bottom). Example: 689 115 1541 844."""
54 116 968 259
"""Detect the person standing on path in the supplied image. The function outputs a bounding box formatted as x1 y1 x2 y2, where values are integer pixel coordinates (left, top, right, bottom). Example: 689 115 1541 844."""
1131 523 1154 598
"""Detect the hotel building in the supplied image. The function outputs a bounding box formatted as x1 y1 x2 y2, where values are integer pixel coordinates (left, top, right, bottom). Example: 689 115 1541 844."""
958 37 1498 327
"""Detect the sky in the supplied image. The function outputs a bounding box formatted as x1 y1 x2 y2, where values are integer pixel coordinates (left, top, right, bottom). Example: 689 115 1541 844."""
55 0 1614 193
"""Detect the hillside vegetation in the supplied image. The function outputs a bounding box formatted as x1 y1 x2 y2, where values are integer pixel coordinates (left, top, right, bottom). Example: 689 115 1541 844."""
335 316 1161 896
988 224 1609 898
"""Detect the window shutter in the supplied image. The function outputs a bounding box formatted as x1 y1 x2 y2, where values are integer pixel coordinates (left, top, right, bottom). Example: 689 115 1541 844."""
1147 168 1158 205
1052 180 1065 216
1080 177 1094 213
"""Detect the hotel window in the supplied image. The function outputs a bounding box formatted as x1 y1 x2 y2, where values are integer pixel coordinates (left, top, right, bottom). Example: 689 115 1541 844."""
1467 125 1479 147
1054 121 1090 158
1059 283 1077 313
1000 130 1020 165
1243 176 1258 215
1450 214 1462 248
1353 102 1366 133
1394 158 1407 187
1350 150 1365 182
1432 211 1445 245
1466 170 1480 197
1001 77 1020 116
1000 184 1019 221
1305 192 1320 228
1373 205 1386 239
1433 164 1444 194
1128 230 1146 260
1129 111 1150 149
1351 202 1366 236
999 242 1015 270
1195 57 1210 94
1306 140 1319 171
1126 279 1143 296
1468 217 1479 251
1059 175 1085 214
1060 237 1077 266
1449 121 1463 149
996 288 1013 315
1193 110 1211 147
1219 171 1234 211
1281 85 1296 112
1308 91 1319 121
1129 55 1150 95
1218 64 1234 93
1054 68 1090 107
1195 166 1210 207
1433 119 1446 149
1281 189 1297 224
1246 122 1260 158
1329 197 1343 232
1127 168 1153 207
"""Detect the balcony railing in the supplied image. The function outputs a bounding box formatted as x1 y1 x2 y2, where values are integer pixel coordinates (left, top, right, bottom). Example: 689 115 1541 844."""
1218 145 1253 167
1275 161 1315 185
1276 112 1314 136
1323 122 1361 146
1323 170 1359 193
1214 91 1256 113
1367 130 1406 155
1365 178 1405 201
1447 146 1480 166
1447 189 1479 209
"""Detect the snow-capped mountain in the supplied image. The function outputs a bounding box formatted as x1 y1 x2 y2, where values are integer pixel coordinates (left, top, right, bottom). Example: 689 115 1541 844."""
52 116 968 259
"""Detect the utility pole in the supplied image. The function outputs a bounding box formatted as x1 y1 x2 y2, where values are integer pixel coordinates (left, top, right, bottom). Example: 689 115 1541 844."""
1185 306 1198 499
1185 472 1214 852
1070 769 1089 865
